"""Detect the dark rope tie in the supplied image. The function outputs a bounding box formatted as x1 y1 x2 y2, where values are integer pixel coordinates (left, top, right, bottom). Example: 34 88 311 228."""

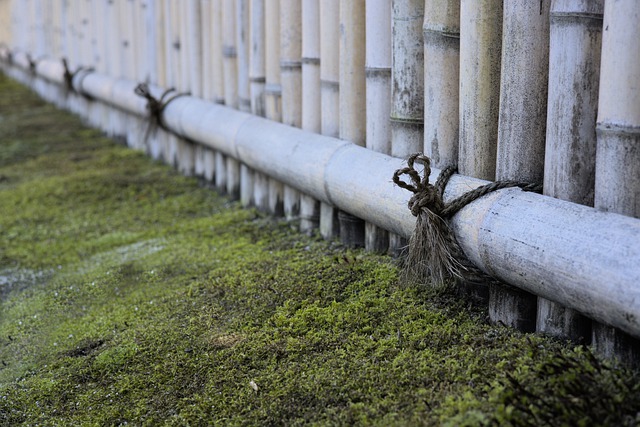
134 82 189 141
393 153 542 287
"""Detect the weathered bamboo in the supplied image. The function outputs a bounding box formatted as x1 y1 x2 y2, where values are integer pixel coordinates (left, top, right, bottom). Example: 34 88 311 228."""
491 0 550 332
423 0 460 169
175 0 196 176
236 0 253 206
265 0 284 215
319 0 340 239
496 0 550 182
537 0 603 343
364 0 391 251
390 0 424 254
201 0 212 100
249 0 268 211
211 0 225 105
299 0 321 233
458 0 501 181
222 0 240 198
592 0 640 365
280 0 302 220
338 0 366 247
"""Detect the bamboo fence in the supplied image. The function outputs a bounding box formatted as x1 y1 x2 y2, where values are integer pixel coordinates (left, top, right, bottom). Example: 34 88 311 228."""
1 0 640 365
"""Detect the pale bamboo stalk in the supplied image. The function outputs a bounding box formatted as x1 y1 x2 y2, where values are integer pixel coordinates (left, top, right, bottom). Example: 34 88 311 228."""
496 0 550 182
337 0 366 247
364 0 391 252
212 0 226 192
389 0 424 255
222 0 240 198
491 0 551 332
423 0 459 169
211 0 225 104
200 0 217 182
186 0 203 98
299 0 321 233
164 0 183 167
201 0 212 100
592 0 640 366
280 0 302 220
319 0 340 238
536 0 603 343
458 0 501 180
249 0 266 116
237 0 254 206
249 0 269 210
265 0 284 215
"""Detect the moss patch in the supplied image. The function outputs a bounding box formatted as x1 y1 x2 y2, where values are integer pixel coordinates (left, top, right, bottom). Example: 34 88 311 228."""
1 72 640 426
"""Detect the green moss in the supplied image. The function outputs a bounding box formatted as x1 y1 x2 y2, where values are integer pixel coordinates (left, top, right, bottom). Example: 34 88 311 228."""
1 71 640 426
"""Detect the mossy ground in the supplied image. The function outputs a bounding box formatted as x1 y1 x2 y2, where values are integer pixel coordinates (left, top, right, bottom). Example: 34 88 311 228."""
1 72 639 426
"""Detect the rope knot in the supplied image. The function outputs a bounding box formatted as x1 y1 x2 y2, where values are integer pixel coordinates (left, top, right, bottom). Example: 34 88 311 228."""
134 83 189 141
393 153 542 288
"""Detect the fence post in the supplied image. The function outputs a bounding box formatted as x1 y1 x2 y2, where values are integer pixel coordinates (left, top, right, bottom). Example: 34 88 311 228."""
319 0 340 239
490 0 551 332
592 0 640 366
538 0 603 344
280 0 302 221
249 0 269 211
390 0 424 255
338 0 366 248
364 0 391 252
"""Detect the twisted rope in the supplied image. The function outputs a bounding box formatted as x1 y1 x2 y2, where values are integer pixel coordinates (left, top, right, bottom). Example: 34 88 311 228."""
393 153 542 287
26 53 37 75
62 58 95 94
134 83 189 141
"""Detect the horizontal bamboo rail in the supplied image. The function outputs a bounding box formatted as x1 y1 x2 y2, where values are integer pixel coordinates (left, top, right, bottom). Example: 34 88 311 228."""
3 55 640 341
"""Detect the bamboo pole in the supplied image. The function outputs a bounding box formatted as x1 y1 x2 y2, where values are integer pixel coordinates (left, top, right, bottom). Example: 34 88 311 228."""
489 0 551 333
249 0 269 211
537 0 603 343
390 0 424 254
458 0 501 181
338 0 366 247
222 0 240 198
265 0 284 215
280 0 302 221
299 0 321 233
212 0 227 192
237 0 254 206
592 0 640 366
423 0 459 169
198 0 215 180
211 0 225 104
319 0 340 238
364 0 391 252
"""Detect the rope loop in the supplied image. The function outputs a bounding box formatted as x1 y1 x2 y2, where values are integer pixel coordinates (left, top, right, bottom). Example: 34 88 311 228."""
134 83 190 141
393 153 542 287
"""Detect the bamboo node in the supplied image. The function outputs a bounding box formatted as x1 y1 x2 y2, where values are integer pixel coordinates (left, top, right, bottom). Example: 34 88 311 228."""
393 153 542 288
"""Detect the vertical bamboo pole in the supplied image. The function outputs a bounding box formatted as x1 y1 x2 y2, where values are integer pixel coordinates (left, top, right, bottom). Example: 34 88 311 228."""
211 0 225 105
390 0 424 254
537 0 603 343
265 0 284 215
187 0 204 177
199 2 214 182
319 0 340 238
280 0 302 220
458 0 501 181
299 0 321 233
164 0 182 167
423 0 460 169
237 0 254 206
364 0 391 251
592 0 640 366
212 0 227 192
250 0 269 211
222 0 241 198
490 0 550 332
338 0 366 247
